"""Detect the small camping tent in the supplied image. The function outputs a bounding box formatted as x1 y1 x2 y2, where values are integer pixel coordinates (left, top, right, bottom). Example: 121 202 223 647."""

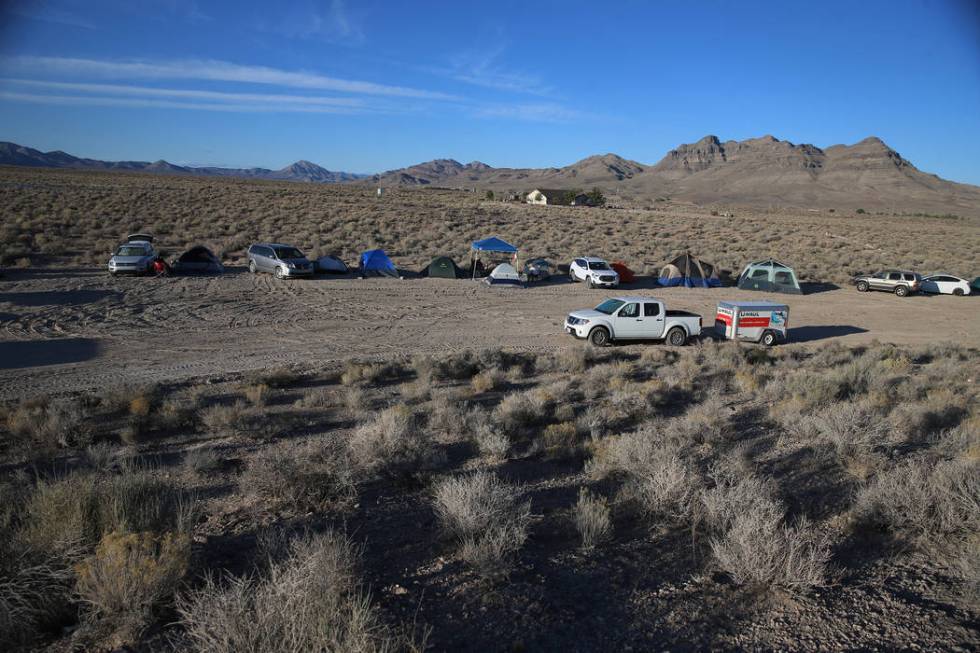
424 256 461 279
315 255 349 274
737 259 801 294
485 263 522 286
659 253 721 288
359 249 398 277
611 261 636 284
470 236 518 279
171 246 223 273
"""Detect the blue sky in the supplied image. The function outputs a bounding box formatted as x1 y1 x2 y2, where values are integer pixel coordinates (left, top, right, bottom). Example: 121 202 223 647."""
0 0 978 182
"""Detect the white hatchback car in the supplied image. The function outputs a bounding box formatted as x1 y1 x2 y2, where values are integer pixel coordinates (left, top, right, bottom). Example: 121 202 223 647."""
920 274 971 296
569 257 619 288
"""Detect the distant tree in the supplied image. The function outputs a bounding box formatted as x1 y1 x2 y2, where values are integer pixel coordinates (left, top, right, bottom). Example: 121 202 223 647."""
856 208 866 214
563 189 581 205
486 190 495 201
587 187 606 207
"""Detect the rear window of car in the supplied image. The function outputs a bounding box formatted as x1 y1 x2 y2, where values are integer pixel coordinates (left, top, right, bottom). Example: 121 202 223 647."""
644 302 660 317
116 245 147 256
903 273 916 281
588 261 610 270
273 247 304 259
888 272 902 281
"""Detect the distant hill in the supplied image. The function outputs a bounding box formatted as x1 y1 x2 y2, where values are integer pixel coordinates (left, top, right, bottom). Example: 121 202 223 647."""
3 136 979 215
366 135 980 215
0 142 366 183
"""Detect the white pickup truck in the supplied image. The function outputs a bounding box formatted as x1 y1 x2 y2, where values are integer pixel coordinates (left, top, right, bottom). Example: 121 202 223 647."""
564 296 703 346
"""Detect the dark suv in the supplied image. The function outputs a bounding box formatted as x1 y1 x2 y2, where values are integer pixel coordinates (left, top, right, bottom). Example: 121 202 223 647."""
852 270 920 297
247 243 314 279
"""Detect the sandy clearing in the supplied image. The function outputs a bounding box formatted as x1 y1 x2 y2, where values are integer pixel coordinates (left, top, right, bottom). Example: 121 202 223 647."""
0 268 977 399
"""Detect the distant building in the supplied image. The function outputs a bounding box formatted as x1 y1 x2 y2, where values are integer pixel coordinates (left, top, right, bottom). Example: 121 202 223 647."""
526 188 596 206
526 188 573 206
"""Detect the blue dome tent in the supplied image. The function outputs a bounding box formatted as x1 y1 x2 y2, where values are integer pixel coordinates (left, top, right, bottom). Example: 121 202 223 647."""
359 249 398 277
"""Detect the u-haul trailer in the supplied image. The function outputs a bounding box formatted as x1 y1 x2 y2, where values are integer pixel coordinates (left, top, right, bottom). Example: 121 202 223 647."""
715 300 789 346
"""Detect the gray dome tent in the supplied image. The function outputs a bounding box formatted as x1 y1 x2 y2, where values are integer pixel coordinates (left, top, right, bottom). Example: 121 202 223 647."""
659 253 720 288
737 259 801 294
171 246 223 273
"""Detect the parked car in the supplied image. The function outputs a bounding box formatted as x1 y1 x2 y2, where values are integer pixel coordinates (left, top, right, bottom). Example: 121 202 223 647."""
851 270 920 297
524 258 554 281
108 234 156 276
247 243 314 279
919 274 971 296
564 296 702 346
569 257 619 288
715 300 789 346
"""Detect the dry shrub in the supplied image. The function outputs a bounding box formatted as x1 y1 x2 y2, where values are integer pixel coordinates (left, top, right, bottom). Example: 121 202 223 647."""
471 369 506 394
0 553 73 649
241 438 355 510
257 367 301 388
294 386 331 409
176 531 405 652
243 384 270 407
348 405 444 478
853 459 979 546
128 395 152 418
473 422 509 461
184 447 222 476
543 346 595 374
343 387 368 421
6 397 91 451
541 421 579 458
83 442 120 473
493 390 550 436
668 396 732 446
710 512 831 593
573 488 612 551
74 530 190 623
433 472 530 574
699 471 782 537
426 393 471 440
427 351 480 381
811 402 892 478
588 429 699 522
341 360 401 386
199 401 246 436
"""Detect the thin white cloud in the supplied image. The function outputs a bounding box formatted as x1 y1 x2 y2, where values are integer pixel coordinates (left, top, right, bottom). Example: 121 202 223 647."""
2 78 366 107
270 0 364 44
441 45 550 96
2 55 459 100
476 103 589 123
0 91 376 114
3 0 96 29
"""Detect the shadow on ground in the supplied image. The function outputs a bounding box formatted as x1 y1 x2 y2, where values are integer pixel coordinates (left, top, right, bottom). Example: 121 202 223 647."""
0 337 102 369
790 325 868 343
0 289 120 307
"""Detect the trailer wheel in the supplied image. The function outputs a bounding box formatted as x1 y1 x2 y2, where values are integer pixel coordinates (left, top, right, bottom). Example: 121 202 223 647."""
666 327 687 347
761 330 777 347
856 280 869 292
588 278 595 289
588 327 610 347
894 285 909 297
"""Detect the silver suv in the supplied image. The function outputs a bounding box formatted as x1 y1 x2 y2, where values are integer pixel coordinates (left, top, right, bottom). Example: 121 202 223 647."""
108 234 156 275
247 243 314 279
852 269 920 297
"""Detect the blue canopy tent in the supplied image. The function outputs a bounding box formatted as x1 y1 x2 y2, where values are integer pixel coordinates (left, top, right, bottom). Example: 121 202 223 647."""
359 249 398 277
470 236 519 279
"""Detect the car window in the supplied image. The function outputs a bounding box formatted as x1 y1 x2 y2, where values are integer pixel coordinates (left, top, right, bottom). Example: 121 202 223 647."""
274 247 304 259
873 272 886 279
903 273 915 281
888 272 901 281
255 247 269 257
588 261 610 270
594 299 625 315
116 245 147 256
619 303 639 318
644 302 660 317
574 259 586 268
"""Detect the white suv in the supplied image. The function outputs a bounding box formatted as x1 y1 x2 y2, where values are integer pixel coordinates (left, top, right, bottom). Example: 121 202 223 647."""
569 257 619 288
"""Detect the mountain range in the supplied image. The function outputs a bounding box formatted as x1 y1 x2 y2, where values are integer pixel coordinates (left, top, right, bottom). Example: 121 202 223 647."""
3 136 979 215
0 142 366 183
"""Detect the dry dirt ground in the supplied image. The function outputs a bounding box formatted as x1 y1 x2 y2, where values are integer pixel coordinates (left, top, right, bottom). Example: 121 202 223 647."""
1 268 978 399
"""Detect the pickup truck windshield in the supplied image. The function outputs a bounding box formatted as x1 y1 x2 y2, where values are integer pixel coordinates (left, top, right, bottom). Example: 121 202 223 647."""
588 262 610 270
594 299 625 315
116 246 147 256
274 247 304 259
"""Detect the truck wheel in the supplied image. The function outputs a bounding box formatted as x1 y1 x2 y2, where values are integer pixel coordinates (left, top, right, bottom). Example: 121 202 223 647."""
274 267 285 280
761 331 777 347
588 278 595 289
249 261 257 274
569 270 576 283
666 327 687 347
894 285 909 297
856 280 869 292
953 288 964 296
588 327 610 347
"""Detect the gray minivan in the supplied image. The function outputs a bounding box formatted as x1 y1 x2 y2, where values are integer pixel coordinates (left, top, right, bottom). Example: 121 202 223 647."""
247 243 314 279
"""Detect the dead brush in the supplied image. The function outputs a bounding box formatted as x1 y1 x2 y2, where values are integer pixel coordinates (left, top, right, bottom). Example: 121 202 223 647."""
432 471 531 575
240 438 355 510
573 488 612 551
6 397 92 451
347 404 445 478
198 401 247 437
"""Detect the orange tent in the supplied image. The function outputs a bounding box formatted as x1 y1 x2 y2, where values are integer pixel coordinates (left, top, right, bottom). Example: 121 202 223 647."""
611 261 635 284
